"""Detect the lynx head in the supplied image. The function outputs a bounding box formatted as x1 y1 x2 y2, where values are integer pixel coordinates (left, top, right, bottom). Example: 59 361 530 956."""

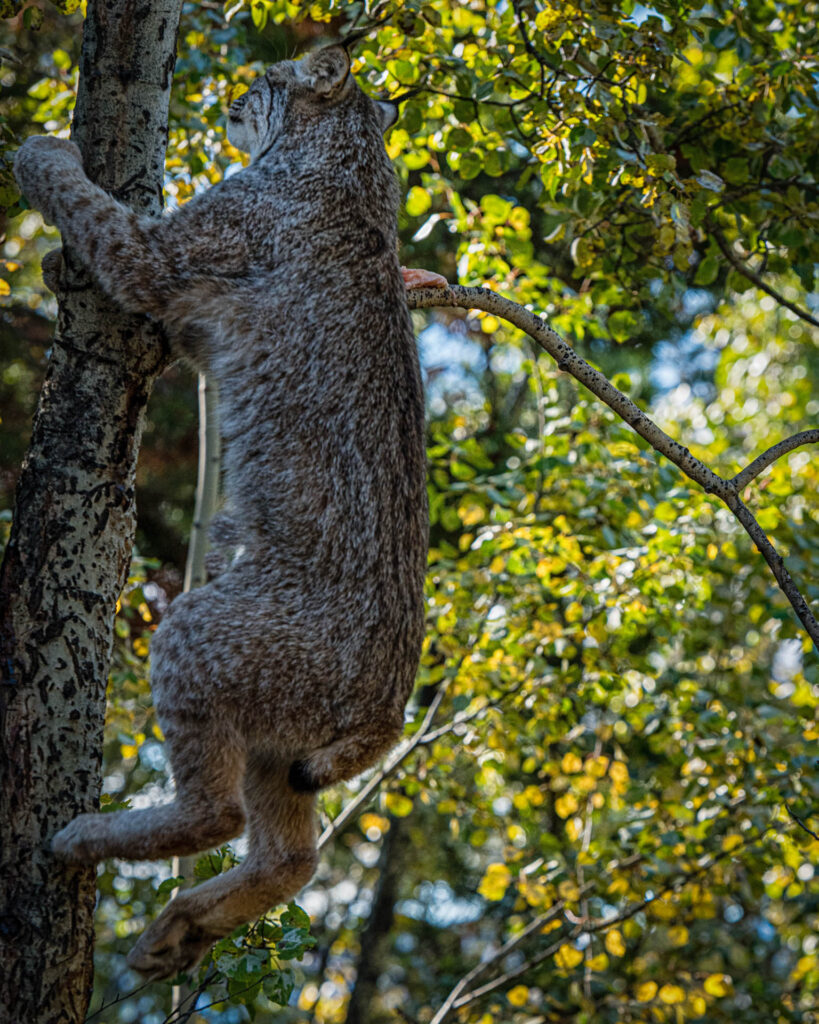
227 45 399 161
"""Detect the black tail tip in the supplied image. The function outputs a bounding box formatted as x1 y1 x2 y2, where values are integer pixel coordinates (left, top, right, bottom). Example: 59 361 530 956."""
289 760 321 793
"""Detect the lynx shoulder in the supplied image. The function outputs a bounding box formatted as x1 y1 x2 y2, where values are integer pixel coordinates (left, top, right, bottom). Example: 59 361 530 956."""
15 44 428 979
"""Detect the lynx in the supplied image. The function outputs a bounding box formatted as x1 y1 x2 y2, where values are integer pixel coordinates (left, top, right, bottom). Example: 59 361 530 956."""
14 45 440 979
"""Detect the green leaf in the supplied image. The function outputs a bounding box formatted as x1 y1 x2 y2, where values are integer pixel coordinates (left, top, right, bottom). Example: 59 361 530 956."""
406 185 431 217
694 254 719 286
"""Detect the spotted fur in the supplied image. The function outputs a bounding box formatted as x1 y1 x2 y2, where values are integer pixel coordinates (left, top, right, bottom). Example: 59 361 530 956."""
14 45 427 979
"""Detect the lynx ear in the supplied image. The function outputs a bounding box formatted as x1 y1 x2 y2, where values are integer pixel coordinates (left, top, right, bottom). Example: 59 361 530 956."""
376 100 399 133
299 45 351 98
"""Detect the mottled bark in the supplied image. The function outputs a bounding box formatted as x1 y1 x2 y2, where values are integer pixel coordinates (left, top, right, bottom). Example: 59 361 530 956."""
0 2 183 1021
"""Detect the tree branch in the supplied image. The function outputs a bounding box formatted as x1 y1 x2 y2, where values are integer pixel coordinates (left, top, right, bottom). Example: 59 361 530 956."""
440 813 771 1020
318 601 497 848
407 284 819 649
709 224 819 329
731 429 819 489
316 684 445 850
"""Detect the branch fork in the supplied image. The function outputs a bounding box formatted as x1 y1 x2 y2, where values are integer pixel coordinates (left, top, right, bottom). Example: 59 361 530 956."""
407 283 819 649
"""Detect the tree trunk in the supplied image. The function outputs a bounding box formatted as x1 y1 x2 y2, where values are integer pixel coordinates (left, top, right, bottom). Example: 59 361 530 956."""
344 815 411 1024
0 2 183 1020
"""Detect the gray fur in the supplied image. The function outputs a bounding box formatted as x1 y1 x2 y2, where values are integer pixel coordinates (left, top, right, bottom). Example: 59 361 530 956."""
14 45 428 979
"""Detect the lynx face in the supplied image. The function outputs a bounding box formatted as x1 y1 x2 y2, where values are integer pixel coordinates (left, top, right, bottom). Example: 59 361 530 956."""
227 45 398 160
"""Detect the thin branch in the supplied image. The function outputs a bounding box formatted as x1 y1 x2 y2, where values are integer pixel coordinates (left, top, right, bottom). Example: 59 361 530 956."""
709 224 819 329
407 284 819 649
429 900 571 1024
317 685 445 850
725 492 819 648
444 816 773 1019
430 852 642 1024
786 805 819 842
732 429 819 489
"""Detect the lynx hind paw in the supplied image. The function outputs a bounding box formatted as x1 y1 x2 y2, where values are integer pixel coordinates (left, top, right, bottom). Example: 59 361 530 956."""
127 905 217 980
51 813 106 864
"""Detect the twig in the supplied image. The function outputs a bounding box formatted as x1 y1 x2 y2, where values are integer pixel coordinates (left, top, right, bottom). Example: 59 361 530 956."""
441 815 772 1020
786 805 819 842
430 854 641 1024
731 429 819 489
318 601 496 848
317 685 445 849
407 284 819 650
709 224 819 329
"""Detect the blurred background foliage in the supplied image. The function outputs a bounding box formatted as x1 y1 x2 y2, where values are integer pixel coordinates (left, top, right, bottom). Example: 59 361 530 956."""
1 0 818 1022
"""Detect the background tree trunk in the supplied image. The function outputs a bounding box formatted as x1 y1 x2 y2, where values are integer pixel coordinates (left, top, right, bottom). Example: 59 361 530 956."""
0 2 183 1020
344 815 411 1024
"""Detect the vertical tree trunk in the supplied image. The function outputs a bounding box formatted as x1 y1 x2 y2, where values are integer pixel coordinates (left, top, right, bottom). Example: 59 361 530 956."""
0 2 183 1020
344 816 411 1024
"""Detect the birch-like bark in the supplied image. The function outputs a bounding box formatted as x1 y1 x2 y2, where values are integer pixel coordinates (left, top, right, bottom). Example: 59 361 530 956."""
183 375 221 591
0 3 183 1021
173 372 220 1014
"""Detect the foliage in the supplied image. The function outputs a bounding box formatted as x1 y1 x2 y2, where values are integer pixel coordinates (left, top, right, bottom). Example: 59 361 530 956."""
1 1 818 1023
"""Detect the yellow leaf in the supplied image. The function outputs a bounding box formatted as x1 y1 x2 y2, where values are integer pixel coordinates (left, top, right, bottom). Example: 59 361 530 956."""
587 952 609 971
565 601 584 623
635 981 657 1001
667 925 689 947
554 943 584 970
478 862 511 901
360 813 389 837
609 761 629 788
703 974 732 998
605 929 626 957
721 834 743 852
650 899 678 920
555 793 578 818
384 792 413 817
120 744 138 759
561 752 583 774
506 985 529 1007
0 280 10 296
659 984 685 1004
756 507 781 530
691 994 707 1016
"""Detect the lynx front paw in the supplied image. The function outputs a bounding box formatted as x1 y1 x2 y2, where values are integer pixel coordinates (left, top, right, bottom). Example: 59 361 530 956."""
401 267 448 290
13 136 83 224
127 904 218 980
51 813 108 864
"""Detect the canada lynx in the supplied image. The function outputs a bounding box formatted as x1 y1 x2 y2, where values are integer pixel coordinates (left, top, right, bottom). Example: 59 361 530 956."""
14 45 432 979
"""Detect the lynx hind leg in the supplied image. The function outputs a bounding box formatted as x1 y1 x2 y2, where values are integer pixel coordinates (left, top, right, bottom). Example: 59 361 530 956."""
127 753 317 980
52 716 247 864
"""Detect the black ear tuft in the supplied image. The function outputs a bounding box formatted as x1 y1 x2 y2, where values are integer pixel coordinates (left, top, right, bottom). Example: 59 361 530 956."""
376 99 399 133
